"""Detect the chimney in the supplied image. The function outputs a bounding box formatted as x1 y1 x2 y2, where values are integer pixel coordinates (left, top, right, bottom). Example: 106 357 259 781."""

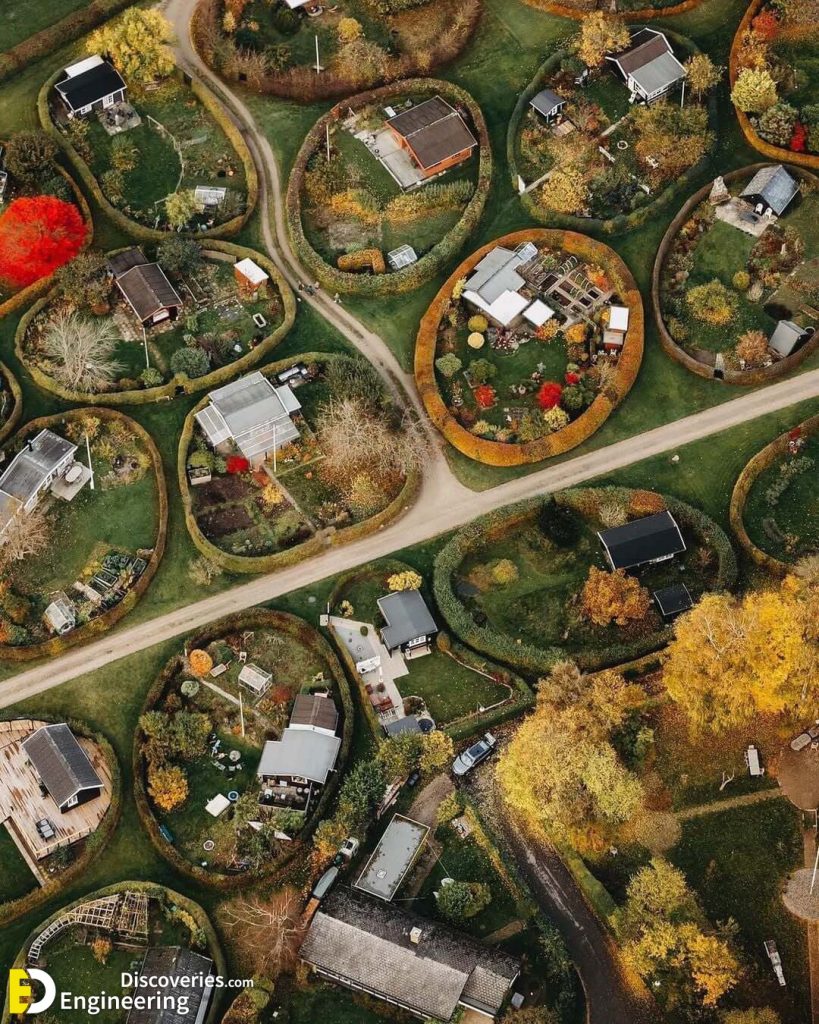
409 927 423 946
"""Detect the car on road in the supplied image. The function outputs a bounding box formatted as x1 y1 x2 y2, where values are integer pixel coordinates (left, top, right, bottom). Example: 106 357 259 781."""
452 733 497 777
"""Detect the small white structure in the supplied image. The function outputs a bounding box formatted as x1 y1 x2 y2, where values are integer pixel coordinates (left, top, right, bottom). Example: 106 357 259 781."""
238 662 273 697
769 320 811 359
387 245 418 271
205 793 231 818
44 592 77 636
603 304 630 351
234 257 269 298
0 429 82 543
746 744 764 777
194 185 227 212
522 299 555 328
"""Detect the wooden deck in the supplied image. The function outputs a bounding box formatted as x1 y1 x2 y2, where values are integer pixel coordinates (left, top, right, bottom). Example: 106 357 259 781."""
0 720 112 865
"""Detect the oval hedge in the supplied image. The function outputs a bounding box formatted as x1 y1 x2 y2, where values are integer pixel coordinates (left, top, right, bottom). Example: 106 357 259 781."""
729 412 819 576
415 228 644 466
286 78 492 296
16 241 296 406
508 30 718 236
517 0 706 20
0 717 121 929
0 362 23 445
133 608 355 889
178 352 420 574
0 407 168 662
2 880 226 1024
433 486 737 675
38 67 258 242
652 163 819 385
729 0 819 172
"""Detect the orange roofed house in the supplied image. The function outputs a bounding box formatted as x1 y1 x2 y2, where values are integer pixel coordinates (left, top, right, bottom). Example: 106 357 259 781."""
385 97 478 182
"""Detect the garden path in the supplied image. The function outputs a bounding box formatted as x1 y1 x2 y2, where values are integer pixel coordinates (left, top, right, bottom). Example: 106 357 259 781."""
675 785 784 821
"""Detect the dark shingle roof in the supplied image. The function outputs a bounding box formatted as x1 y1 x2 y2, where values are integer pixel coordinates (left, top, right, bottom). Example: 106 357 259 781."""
290 694 339 733
653 583 693 618
55 61 126 111
387 96 477 171
126 947 213 1024
377 590 437 650
108 247 149 278
301 888 519 1020
116 263 183 321
741 165 800 216
598 510 686 570
22 724 102 807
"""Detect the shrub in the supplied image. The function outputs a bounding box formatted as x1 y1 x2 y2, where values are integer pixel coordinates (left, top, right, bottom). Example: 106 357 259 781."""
732 270 750 291
731 67 778 113
147 763 189 811
436 880 492 923
387 570 422 591
4 130 58 183
436 353 462 378
180 680 200 697
188 649 213 676
686 279 738 326
170 347 210 379
492 559 518 585
581 566 651 627
537 381 563 410
539 498 581 547
467 314 488 333
0 196 87 289
468 358 496 384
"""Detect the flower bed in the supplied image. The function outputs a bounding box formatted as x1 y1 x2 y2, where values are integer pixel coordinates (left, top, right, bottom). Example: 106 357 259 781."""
16 240 295 405
509 32 718 234
433 487 736 675
653 164 819 384
133 609 353 888
192 0 480 103
287 79 491 296
730 413 819 574
0 408 167 661
730 0 819 169
0 363 22 446
416 229 643 466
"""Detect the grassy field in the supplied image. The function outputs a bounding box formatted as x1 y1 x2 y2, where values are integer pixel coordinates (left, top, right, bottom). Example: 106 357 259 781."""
0 827 36 904
1 0 86 51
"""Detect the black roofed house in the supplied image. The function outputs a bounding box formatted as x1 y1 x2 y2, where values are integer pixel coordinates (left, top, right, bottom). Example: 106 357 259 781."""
126 947 214 1024
110 248 184 327
377 590 438 658
55 55 127 119
301 887 521 1021
386 96 478 181
22 723 103 813
530 88 566 124
653 583 693 620
598 510 686 571
606 29 686 104
741 164 800 218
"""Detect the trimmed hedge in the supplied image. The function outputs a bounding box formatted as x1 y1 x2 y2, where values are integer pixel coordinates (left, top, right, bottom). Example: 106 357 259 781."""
133 608 354 889
2 880 226 1024
0 363 23 446
0 163 94 322
652 163 819 384
192 0 481 103
729 412 819 576
286 78 492 296
729 0 819 172
518 0 705 20
0 717 121 929
178 352 420 574
0 407 168 662
508 30 719 236
38 67 259 241
433 486 737 676
416 228 644 466
16 241 296 405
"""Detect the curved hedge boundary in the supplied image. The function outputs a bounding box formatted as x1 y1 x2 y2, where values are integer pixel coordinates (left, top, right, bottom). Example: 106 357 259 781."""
729 0 819 171
2 881 225 1024
38 68 258 242
729 412 819 575
0 717 121 929
652 163 819 384
433 486 737 675
416 228 643 466
0 163 94 322
286 78 492 296
0 0 136 84
0 408 168 662
133 608 354 889
16 241 296 405
178 352 420 574
518 0 706 21
0 363 23 445
192 0 481 104
508 31 718 236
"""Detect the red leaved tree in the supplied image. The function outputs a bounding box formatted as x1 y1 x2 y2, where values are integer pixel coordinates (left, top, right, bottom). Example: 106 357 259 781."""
0 196 87 289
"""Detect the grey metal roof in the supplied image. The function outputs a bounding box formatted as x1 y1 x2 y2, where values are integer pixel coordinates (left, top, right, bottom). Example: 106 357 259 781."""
198 372 301 459
629 51 685 96
0 490 22 535
257 729 340 784
22 723 103 808
465 247 526 304
355 815 429 901
377 590 437 650
769 319 807 357
127 947 213 1024
301 888 520 1020
0 429 76 504
530 88 565 117
598 510 686 570
741 165 800 216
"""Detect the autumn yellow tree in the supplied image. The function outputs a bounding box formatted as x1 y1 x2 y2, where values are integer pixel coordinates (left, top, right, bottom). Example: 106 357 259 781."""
684 53 722 99
147 764 189 811
541 165 589 216
88 9 174 86
731 67 778 113
581 567 650 627
577 12 630 68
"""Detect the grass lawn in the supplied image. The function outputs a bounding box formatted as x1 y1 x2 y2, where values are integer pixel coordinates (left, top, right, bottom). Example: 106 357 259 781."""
1 0 86 51
0 827 37 904
669 800 809 1024
43 938 138 1024
276 983 399 1024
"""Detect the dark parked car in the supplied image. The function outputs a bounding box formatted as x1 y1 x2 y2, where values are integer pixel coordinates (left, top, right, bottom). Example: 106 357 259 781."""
452 733 497 777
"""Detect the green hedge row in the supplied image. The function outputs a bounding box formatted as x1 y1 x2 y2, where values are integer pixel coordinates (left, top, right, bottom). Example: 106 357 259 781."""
132 608 354 890
507 30 718 236
178 352 419 574
37 67 258 242
0 363 23 446
0 717 122 929
433 487 737 676
15 241 296 406
286 78 492 296
0 407 168 662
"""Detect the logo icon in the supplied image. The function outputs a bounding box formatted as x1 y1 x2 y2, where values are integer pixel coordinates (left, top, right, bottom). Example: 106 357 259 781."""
8 969 56 1015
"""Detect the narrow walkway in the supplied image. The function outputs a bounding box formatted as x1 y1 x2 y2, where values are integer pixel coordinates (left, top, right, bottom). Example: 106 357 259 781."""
803 829 819 1024
676 786 784 821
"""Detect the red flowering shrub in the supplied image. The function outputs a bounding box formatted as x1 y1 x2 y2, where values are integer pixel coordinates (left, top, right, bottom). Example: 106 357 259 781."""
0 195 86 289
565 371 580 385
537 381 563 409
790 122 808 153
474 384 496 408
226 455 250 474
751 9 779 41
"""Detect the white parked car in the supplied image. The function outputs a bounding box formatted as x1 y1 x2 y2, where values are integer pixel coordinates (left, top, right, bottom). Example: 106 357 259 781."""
452 733 497 777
